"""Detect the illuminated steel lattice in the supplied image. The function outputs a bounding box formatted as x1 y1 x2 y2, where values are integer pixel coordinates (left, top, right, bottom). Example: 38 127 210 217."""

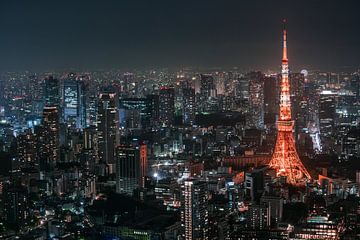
268 20 311 185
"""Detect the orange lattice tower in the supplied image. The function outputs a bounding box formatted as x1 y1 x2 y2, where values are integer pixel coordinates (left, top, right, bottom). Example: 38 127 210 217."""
268 20 311 185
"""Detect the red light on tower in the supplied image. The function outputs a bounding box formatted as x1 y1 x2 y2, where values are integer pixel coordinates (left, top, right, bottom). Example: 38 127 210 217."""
268 20 311 185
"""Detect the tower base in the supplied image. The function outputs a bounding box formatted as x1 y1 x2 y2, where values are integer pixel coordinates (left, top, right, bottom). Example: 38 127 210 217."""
269 130 311 185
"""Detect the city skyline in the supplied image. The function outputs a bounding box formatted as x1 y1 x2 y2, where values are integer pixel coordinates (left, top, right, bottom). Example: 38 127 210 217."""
0 1 359 239
0 0 360 71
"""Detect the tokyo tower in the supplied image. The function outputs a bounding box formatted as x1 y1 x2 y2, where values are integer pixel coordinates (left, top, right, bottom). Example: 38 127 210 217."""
268 20 311 185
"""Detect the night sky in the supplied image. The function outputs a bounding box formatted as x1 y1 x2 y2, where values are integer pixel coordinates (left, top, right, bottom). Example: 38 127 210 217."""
1 0 360 71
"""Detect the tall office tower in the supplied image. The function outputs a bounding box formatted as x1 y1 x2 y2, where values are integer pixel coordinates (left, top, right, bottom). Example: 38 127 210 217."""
236 74 249 100
4 186 29 225
200 74 216 99
62 73 86 129
246 204 269 230
29 75 42 101
319 91 337 152
159 86 175 127
248 71 265 129
83 126 99 171
290 73 305 134
119 98 152 130
38 106 60 171
182 87 196 125
260 195 284 227
327 72 339 86
122 72 136 96
349 73 360 98
44 76 60 106
294 215 339 240
146 94 160 127
86 91 98 127
268 21 311 185
214 72 225 95
17 129 37 167
181 179 209 240
245 167 265 202
115 144 147 195
263 75 278 126
97 91 119 171
341 128 360 159
199 74 216 112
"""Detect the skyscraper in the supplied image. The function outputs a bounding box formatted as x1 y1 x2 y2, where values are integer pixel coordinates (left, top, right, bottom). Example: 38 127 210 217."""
199 74 216 112
159 86 175 127
290 73 305 135
182 87 196 125
181 179 208 240
44 76 60 106
268 20 311 185
17 129 37 167
119 98 152 129
248 71 265 129
200 74 216 99
263 75 278 126
246 204 269 230
319 91 337 153
115 144 147 195
146 94 160 127
38 106 60 171
97 90 119 172
62 73 86 129
4 186 29 225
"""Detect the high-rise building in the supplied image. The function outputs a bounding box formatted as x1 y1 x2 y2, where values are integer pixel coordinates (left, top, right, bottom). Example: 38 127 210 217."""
268 20 311 185
29 74 42 101
181 179 209 240
319 91 337 138
319 90 337 153
82 126 99 171
200 74 216 99
17 129 37 167
340 127 360 160
214 72 225 95
260 195 284 227
199 74 216 112
119 98 152 129
248 71 265 129
236 74 249 100
294 215 339 240
263 75 278 126
115 144 147 195
245 167 265 202
290 73 305 135
44 76 60 106
62 73 86 129
349 73 360 97
122 72 137 97
182 87 196 125
246 204 269 230
4 186 29 225
86 90 98 127
97 91 119 172
146 94 160 127
159 86 175 127
38 106 60 171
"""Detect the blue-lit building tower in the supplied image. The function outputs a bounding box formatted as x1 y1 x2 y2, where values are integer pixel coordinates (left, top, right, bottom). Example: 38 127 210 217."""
62 73 86 129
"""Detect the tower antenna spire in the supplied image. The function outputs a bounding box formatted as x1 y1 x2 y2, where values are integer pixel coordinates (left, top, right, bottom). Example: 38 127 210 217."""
282 19 288 61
